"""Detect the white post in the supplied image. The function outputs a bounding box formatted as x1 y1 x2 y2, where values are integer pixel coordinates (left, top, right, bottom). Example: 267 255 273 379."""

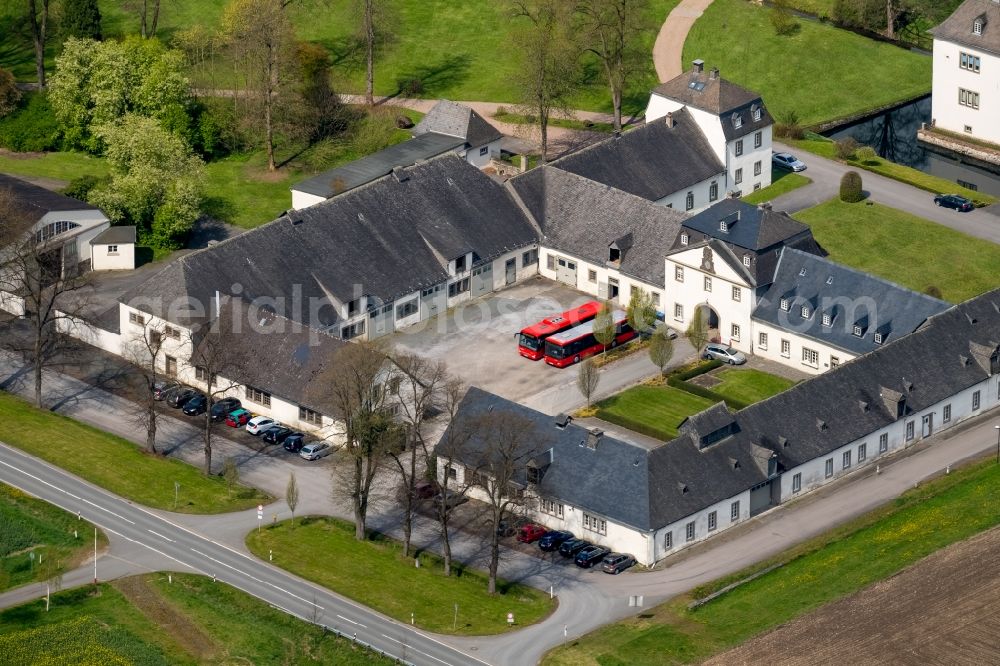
93 527 97 584
46 584 50 612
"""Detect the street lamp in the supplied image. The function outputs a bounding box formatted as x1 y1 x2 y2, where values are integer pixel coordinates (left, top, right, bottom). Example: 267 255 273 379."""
995 425 999 464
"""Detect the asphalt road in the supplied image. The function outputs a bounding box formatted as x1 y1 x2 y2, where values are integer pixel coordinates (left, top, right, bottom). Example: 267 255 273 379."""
0 441 484 666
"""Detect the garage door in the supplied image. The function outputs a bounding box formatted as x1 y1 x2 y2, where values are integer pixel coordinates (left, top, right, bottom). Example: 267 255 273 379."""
556 257 577 286
368 304 394 339
420 285 446 319
471 263 492 297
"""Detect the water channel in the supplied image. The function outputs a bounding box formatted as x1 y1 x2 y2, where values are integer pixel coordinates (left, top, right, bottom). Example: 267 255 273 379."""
824 95 1000 197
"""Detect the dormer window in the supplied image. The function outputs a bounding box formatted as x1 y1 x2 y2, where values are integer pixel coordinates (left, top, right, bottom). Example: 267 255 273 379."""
743 255 751 267
822 312 832 326
732 112 742 129
455 255 467 273
974 18 983 35
720 220 728 233
680 232 689 246
780 298 790 311
853 324 863 336
874 332 884 344
801 305 811 318
752 106 762 122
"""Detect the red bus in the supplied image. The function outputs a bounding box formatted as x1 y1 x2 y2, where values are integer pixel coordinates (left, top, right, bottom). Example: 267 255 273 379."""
517 301 602 360
543 310 636 368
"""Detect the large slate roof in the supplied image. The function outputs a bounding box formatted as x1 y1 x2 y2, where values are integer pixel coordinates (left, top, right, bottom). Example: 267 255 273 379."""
753 248 951 355
931 0 1000 57
292 132 465 199
0 173 99 223
508 166 687 286
413 100 503 147
651 66 773 141
540 108 724 201
123 155 538 327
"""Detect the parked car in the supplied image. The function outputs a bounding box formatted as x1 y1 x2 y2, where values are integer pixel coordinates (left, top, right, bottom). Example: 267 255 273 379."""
772 151 807 171
516 523 547 543
934 193 974 212
414 481 439 499
575 545 611 569
601 553 636 575
558 538 591 558
246 416 279 435
432 490 468 510
300 442 333 461
225 408 252 428
538 530 574 552
263 426 296 445
282 433 307 452
152 381 179 401
181 394 208 416
167 387 197 408
703 343 747 365
210 397 241 421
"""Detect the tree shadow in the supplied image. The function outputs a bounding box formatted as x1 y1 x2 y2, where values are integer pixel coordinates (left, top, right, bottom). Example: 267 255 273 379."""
390 54 472 99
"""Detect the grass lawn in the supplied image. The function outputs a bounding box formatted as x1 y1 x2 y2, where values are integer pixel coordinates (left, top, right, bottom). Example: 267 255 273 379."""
0 392 269 513
794 198 1000 303
683 0 930 126
710 368 796 404
0 483 105 592
246 516 555 635
742 170 811 205
543 457 1000 666
0 573 393 665
594 385 717 441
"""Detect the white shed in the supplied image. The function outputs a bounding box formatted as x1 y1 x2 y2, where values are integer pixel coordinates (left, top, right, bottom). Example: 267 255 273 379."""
90 226 136 271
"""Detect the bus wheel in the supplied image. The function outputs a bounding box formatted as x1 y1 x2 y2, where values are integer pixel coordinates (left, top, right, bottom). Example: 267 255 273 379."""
574 355 581 364
611 340 618 348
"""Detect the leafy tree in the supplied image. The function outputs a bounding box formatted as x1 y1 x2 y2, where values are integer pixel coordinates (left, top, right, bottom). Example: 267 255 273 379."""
286 472 299 523
840 170 864 203
686 308 709 355
577 357 600 406
626 286 657 336
592 300 616 352
296 42 344 141
61 0 102 40
88 114 204 249
0 68 21 118
648 325 674 376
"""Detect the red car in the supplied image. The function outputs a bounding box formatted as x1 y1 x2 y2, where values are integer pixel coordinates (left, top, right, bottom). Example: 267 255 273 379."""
225 408 252 427
516 524 547 543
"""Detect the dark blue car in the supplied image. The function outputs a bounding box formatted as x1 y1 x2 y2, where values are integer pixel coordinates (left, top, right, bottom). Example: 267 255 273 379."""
538 530 574 552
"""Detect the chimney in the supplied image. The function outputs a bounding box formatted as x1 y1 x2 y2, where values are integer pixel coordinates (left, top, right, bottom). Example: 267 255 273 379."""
586 427 603 450
665 112 674 129
392 166 409 182
555 413 572 429
520 154 528 172
692 58 705 73
757 202 773 211
710 67 719 80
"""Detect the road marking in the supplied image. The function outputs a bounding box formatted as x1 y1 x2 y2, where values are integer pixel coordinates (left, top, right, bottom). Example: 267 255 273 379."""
337 614 366 628
147 529 175 542
189 547 266 583
382 633 403 644
265 581 324 609
0 456 135 524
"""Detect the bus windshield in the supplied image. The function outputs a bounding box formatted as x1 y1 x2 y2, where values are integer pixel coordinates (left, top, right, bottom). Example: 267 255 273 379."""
519 334 541 351
544 341 567 359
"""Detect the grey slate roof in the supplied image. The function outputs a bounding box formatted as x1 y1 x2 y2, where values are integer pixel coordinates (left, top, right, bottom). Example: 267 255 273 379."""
292 133 465 199
931 0 1000 57
413 100 503 147
90 225 136 245
122 155 538 327
441 288 1000 532
0 173 98 223
651 66 773 140
753 248 951 355
540 108 725 201
508 166 687 286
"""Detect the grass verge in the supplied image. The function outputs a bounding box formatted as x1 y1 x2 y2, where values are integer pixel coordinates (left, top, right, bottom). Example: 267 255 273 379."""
742 171 811 204
246 516 556 635
709 368 796 404
543 456 1000 666
0 392 269 514
0 573 393 665
594 384 717 441
794 198 1000 303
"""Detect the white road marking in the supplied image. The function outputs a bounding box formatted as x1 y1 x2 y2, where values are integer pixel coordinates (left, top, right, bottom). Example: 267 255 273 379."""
189 548 266 583
0 456 134 524
264 581 324 609
336 614 366 628
147 529 174 542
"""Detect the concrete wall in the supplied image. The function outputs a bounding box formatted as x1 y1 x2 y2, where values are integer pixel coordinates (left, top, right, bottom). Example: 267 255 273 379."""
931 38 1000 144
91 242 135 271
464 140 503 169
291 189 327 211
750 320 856 375
0 290 25 316
654 488 752 562
727 126 773 195
55 312 122 355
655 172 726 214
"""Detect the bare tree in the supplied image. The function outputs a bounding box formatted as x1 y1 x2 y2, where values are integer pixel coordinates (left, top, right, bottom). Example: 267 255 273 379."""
286 472 299 523
26 0 50 88
686 307 709 356
122 322 168 454
509 0 579 162
222 456 240 495
129 0 163 38
352 0 388 105
433 379 472 576
186 322 240 476
576 357 600 407
575 0 651 133
648 324 674 376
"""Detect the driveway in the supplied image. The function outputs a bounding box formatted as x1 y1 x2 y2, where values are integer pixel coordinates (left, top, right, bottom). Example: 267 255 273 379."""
653 0 717 82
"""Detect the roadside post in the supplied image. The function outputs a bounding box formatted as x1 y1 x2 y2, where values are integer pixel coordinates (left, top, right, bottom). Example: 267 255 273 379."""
257 504 263 533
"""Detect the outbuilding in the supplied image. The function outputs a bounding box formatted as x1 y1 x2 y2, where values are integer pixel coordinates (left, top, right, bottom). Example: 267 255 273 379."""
89 225 136 271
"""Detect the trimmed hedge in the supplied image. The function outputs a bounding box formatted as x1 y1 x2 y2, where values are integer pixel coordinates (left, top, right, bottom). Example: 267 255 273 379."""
839 170 864 203
671 359 723 382
666 359 752 411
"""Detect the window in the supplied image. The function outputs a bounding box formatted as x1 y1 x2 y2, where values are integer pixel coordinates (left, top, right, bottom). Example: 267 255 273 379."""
830 356 840 369
972 390 981 410
730 500 740 522
341 320 365 340
165 326 181 340
675 266 684 282
479 145 489 156
753 107 762 122
781 339 790 358
974 18 983 35
960 52 981 72
588 269 597 283
708 511 717 531
754 160 761 177
685 521 695 542
165 355 177 376
904 420 915 441
651 292 660 307
420 286 440 297
686 191 694 211
792 473 801 493
822 312 832 326
447 466 457 480
583 512 607 535
780 298 790 311
743 255 751 267
858 442 868 463
195 366 211 383
754 130 762 148
299 406 322 425
522 249 538 267
943 404 952 423
825 458 834 478
801 305 811 318
735 168 743 184
965 125 974 133
396 299 418 319
709 181 718 201
959 88 980 109
877 432 888 453
731 323 741 340
674 303 684 321
448 278 470 297
720 220 729 233
546 254 556 271
540 499 564 518
34 220 80 243
704 276 712 292
735 139 744 156
753 183 761 192
802 347 819 367
732 286 741 302
680 232 689 245
873 332 883 345
129 312 145 327
664 531 673 549
107 245 118 254
843 450 852 469
758 332 768 350
733 114 743 129
149 330 162 346
245 385 272 408
853 325 863 337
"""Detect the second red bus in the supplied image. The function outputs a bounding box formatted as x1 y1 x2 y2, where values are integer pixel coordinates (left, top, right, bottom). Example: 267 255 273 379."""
517 301 602 360
543 310 636 368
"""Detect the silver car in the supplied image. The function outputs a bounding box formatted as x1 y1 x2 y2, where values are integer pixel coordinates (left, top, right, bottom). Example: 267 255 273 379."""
772 152 807 172
703 343 747 365
300 442 332 461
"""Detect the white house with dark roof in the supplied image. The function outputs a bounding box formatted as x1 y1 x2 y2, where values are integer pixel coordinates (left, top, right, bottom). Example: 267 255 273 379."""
412 100 503 168
90 225 136 271
646 60 774 196
930 0 1000 145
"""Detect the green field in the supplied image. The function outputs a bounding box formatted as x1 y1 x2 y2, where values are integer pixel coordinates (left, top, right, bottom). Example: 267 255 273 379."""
683 0 930 126
0 392 270 513
0 573 393 665
710 368 796 404
594 384 717 441
544 457 1000 666
742 170 811 205
0 484 104 592
795 199 1000 303
246 516 556 635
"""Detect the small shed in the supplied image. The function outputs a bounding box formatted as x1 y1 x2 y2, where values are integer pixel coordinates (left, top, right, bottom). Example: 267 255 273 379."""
90 226 136 271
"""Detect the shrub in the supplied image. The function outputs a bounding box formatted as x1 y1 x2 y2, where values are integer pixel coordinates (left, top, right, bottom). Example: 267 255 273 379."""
770 0 799 36
0 67 20 118
855 145 878 163
924 285 943 299
835 137 860 160
839 170 864 202
774 110 804 140
62 174 103 201
0 93 62 152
